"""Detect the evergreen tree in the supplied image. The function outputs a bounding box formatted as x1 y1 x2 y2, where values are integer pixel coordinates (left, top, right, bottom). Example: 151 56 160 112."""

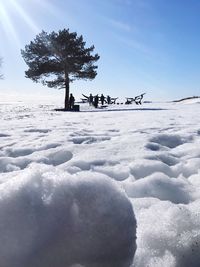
21 29 100 110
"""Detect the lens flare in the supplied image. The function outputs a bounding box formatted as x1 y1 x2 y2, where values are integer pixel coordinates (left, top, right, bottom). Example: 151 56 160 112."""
9 0 39 33
0 0 20 45
0 0 41 48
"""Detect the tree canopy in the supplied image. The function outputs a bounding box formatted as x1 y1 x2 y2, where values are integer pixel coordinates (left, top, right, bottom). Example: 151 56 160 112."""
21 29 100 110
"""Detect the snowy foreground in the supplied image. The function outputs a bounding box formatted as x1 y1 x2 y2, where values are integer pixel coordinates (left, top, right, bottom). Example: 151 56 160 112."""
1 99 200 267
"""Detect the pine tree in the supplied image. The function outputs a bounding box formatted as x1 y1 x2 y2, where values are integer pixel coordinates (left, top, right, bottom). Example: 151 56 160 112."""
21 29 100 110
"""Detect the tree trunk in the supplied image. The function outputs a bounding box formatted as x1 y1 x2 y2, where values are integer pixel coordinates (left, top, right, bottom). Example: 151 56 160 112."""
64 73 70 110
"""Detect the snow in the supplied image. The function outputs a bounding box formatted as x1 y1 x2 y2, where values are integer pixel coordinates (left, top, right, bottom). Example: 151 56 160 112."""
1 99 200 266
0 167 136 267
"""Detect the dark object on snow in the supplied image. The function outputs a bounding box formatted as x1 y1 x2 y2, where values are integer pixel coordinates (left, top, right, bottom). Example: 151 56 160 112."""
125 93 146 105
94 94 99 108
81 94 93 104
73 105 80 112
110 97 118 104
81 98 88 103
54 102 80 112
69 93 75 110
105 96 118 104
54 107 79 112
100 94 105 105
89 94 93 105
107 95 111 104
82 94 118 105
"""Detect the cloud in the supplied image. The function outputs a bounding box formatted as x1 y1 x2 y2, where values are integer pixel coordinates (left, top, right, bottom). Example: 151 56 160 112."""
116 35 150 55
108 18 132 32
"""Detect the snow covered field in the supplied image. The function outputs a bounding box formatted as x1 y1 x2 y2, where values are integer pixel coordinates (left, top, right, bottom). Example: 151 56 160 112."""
1 99 200 267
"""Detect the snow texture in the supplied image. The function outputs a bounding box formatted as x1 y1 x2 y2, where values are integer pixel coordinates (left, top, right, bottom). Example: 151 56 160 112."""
1 99 200 266
0 167 136 267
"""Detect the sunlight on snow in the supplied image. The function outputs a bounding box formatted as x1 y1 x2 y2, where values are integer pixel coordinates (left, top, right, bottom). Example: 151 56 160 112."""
1 100 200 266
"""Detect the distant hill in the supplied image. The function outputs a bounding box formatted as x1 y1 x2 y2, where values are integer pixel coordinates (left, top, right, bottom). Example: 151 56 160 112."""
173 96 200 102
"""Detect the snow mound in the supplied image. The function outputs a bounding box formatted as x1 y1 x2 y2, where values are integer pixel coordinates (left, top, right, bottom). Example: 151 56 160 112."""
173 96 200 104
130 159 173 179
149 134 184 149
0 165 137 267
133 199 200 267
124 172 191 204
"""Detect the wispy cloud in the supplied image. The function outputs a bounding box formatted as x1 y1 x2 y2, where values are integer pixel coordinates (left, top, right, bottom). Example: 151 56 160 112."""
116 34 170 68
116 35 150 55
108 18 132 32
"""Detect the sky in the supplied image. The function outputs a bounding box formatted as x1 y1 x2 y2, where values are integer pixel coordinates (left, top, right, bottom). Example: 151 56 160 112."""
0 0 200 103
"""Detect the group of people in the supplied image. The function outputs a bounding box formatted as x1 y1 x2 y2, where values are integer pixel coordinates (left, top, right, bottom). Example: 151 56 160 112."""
68 93 111 110
69 92 145 110
89 94 111 108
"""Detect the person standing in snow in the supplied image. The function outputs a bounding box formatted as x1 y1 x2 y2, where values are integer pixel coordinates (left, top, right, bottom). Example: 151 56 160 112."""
107 95 111 104
69 93 75 110
89 93 93 106
100 94 105 105
94 94 99 108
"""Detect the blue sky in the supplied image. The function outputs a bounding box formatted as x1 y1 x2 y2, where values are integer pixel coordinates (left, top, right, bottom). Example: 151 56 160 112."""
0 0 200 102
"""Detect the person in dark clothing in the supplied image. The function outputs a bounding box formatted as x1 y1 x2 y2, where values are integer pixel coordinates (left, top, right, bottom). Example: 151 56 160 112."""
94 94 99 108
89 94 93 106
107 95 111 104
69 93 75 110
100 94 105 105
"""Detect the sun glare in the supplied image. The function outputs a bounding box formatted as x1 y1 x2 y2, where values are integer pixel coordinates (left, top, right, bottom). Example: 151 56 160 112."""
0 0 40 47
0 0 20 45
9 0 39 33
0 0 68 48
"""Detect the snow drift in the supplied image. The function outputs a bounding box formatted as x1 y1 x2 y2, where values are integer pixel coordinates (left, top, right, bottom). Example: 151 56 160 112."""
1 100 200 266
0 165 137 267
